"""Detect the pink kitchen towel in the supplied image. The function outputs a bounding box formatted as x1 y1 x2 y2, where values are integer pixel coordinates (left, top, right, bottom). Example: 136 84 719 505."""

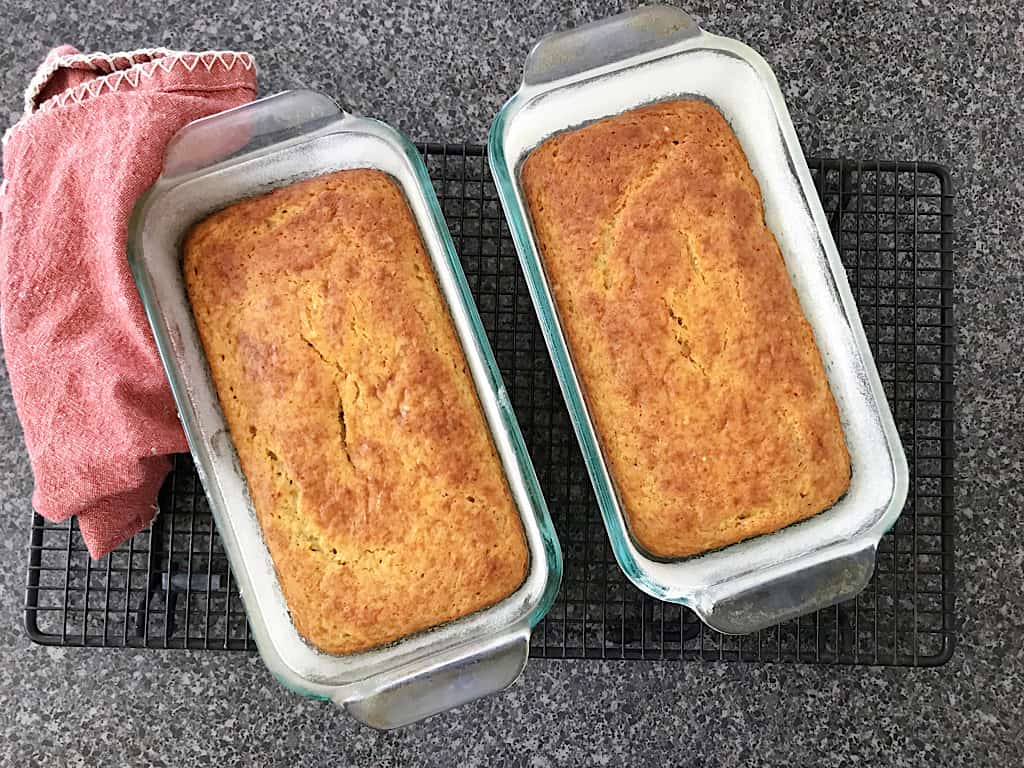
0 46 257 558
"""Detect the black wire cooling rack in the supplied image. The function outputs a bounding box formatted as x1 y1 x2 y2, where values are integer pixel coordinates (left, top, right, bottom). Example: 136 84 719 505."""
24 144 956 666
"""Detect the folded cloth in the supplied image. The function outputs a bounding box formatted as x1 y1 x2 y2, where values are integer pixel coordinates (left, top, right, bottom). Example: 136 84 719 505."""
0 46 257 558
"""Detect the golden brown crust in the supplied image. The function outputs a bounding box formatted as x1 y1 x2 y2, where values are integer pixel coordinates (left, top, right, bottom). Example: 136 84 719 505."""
521 99 851 558
184 169 528 654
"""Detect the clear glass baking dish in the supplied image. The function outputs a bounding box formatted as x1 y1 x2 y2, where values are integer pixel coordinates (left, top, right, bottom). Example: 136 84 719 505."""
488 6 908 634
127 90 561 729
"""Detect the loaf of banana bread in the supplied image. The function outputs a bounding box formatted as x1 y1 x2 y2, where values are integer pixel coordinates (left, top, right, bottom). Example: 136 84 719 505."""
185 169 528 653
521 99 851 558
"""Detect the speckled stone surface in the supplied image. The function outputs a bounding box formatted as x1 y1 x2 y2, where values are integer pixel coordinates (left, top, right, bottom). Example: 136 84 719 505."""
0 1 1021 765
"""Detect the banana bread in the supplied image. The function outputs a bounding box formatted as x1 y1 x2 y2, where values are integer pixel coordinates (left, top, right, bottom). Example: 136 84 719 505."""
184 169 528 654
521 99 851 558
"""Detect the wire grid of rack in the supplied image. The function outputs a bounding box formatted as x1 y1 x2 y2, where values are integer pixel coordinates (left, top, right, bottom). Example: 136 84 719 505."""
24 144 955 665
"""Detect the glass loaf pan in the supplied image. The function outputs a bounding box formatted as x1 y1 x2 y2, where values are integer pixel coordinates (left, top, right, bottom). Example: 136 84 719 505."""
128 91 561 729
488 6 908 634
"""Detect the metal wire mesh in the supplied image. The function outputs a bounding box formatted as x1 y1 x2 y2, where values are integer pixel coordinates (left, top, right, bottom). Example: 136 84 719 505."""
24 145 955 665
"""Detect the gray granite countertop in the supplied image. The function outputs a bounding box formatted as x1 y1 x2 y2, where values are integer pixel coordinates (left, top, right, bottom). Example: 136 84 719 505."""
0 1 1021 765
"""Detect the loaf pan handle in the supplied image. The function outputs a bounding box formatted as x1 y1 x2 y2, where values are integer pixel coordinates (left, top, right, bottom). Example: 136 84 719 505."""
161 90 343 178
342 630 530 730
522 4 700 87
696 544 879 635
